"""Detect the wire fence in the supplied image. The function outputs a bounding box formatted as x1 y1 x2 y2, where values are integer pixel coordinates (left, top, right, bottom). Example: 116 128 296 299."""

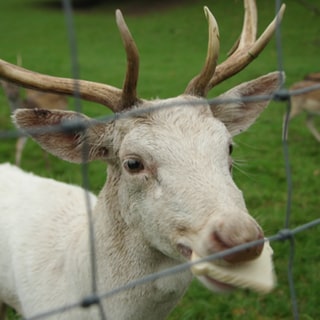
0 0 319 319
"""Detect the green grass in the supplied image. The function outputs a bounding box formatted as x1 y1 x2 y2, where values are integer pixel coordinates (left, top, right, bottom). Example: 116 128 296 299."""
0 0 319 319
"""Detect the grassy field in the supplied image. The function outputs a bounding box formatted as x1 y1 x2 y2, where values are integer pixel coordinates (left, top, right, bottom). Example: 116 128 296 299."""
0 0 319 319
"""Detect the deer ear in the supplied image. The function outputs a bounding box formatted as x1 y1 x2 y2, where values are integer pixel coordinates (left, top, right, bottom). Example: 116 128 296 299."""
13 109 112 163
210 72 284 136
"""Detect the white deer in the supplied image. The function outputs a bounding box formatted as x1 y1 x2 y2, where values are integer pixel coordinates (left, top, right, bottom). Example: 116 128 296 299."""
0 1 285 319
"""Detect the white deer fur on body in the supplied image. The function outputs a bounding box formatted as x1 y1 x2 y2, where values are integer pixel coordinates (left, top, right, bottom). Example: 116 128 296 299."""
0 74 282 320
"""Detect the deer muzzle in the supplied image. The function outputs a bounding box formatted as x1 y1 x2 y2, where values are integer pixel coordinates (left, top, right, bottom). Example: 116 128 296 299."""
200 212 264 264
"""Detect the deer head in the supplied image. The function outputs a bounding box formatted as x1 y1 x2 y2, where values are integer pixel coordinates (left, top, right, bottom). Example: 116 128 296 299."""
0 0 285 293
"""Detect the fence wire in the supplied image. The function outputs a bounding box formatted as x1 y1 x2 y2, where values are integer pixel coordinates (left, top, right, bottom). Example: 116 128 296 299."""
0 0 319 319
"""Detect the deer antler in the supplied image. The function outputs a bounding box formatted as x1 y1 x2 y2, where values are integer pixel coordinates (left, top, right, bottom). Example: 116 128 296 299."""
116 9 140 109
185 0 286 97
0 59 123 111
184 6 220 97
0 9 140 113
0 2 285 108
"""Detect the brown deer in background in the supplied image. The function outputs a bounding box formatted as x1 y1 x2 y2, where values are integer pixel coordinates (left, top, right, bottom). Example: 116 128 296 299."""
287 73 320 141
1 80 68 165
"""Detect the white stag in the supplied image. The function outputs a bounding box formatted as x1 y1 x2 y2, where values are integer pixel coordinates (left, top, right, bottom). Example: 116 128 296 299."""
0 1 285 319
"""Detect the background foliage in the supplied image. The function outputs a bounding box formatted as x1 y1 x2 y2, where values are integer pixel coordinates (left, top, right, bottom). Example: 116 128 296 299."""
0 0 319 319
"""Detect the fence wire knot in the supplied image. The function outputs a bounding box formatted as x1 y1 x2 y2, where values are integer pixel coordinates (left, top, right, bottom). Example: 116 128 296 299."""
273 88 290 102
81 294 100 308
277 228 294 241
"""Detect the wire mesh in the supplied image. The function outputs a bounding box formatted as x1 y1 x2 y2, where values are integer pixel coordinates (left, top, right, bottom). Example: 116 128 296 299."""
0 0 319 319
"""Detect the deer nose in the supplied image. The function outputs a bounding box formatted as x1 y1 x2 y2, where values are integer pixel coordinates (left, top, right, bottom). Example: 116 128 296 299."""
207 217 264 264
212 232 264 263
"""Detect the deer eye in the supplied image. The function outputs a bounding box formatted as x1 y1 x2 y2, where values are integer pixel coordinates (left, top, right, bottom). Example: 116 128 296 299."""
123 158 144 173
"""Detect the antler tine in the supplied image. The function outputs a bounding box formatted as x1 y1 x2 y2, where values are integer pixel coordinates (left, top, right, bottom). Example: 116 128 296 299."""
228 0 257 56
207 1 286 91
184 6 220 97
116 9 140 109
0 59 124 111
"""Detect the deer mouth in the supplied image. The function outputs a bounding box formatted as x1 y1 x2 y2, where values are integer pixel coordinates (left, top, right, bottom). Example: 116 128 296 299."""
197 274 235 293
177 243 235 292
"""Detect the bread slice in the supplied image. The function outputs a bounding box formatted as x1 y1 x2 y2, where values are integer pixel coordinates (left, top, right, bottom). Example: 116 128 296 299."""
191 240 276 294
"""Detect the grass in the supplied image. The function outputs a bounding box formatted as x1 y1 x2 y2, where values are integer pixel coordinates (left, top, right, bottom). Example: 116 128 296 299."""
0 0 319 319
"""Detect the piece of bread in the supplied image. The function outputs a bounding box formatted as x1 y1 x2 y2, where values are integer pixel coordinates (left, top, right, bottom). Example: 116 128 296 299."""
191 240 276 294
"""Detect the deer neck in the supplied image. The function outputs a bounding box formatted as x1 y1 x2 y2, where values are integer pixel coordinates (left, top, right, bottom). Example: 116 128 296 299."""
90 168 192 320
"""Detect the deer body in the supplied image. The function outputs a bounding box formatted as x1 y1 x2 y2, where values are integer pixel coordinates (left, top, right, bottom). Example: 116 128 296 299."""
289 75 320 141
0 1 285 319
0 161 189 320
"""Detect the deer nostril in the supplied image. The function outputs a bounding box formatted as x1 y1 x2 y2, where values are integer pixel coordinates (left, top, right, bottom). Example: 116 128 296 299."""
212 228 265 264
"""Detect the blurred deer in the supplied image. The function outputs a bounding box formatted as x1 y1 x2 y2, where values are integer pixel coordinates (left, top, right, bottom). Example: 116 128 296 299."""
287 73 320 141
1 80 68 165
